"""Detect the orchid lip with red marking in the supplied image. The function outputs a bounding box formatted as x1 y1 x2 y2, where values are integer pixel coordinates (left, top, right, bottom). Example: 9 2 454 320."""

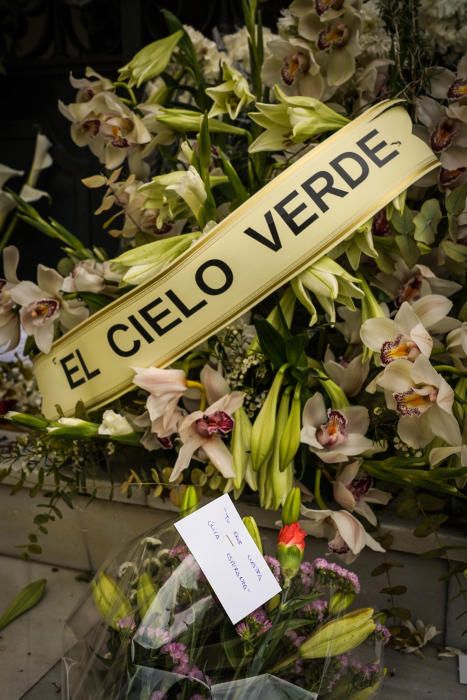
447 78 467 101
380 334 421 365
29 298 60 321
430 118 459 152
349 475 373 500
315 0 344 15
317 22 350 50
316 409 347 447
393 386 437 416
281 51 311 86
195 410 234 437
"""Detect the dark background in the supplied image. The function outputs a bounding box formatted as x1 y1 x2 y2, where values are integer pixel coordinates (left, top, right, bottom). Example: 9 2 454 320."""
0 0 284 278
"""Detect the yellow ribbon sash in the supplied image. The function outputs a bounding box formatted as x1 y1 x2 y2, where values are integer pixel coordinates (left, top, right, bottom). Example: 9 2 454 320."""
34 101 438 418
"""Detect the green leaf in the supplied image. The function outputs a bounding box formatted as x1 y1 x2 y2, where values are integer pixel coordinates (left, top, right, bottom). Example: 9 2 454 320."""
387 607 411 621
380 585 407 596
413 199 441 244
371 562 403 577
445 183 467 215
395 234 419 267
416 494 446 511
286 333 309 369
255 318 287 369
419 547 448 560
441 239 467 263
390 207 414 235
0 579 47 631
414 514 448 537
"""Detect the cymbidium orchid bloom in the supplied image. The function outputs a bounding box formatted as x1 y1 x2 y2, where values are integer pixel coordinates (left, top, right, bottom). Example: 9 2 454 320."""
376 355 462 448
248 85 348 153
301 393 380 463
0 246 21 351
207 62 255 120
291 4 362 87
323 349 369 397
61 259 120 293
183 25 225 81
428 51 467 102
376 261 462 304
262 38 324 99
300 506 385 564
333 461 392 526
10 265 88 354
69 67 114 102
59 91 151 172
415 95 467 170
170 391 245 482
446 322 467 357
360 301 434 365
132 367 189 438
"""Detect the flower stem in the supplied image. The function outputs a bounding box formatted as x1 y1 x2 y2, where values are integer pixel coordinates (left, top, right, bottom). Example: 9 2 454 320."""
186 380 207 411
314 468 327 510
0 213 18 254
434 365 467 377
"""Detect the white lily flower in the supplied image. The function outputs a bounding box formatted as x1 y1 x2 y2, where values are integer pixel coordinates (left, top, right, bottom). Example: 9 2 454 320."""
10 265 88 354
376 355 462 448
0 246 21 351
206 61 255 120
98 410 133 436
333 461 392 526
323 348 369 397
166 166 207 226
301 392 382 463
300 506 385 564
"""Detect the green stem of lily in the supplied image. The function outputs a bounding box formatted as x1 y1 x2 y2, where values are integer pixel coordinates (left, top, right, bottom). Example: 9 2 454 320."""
434 365 467 377
0 213 18 254
314 468 327 510
186 380 207 411
113 81 137 106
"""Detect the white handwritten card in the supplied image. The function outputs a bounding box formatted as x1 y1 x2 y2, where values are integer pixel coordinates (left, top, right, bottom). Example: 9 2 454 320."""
175 494 281 624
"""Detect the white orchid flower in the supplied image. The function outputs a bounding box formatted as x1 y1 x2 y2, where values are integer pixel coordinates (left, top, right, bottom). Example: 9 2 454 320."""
446 322 467 357
170 390 244 482
333 461 392 526
323 349 369 396
360 300 434 365
376 355 461 448
300 392 382 464
376 261 462 304
300 506 385 564
10 265 88 354
0 246 21 351
61 259 120 293
132 367 189 438
262 37 324 99
59 92 151 172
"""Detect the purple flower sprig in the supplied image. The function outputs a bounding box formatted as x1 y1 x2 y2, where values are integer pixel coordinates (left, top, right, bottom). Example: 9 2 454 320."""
312 557 361 594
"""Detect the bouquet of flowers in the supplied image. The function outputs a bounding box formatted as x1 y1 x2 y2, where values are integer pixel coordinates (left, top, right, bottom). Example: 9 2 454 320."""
0 0 466 640
63 490 388 699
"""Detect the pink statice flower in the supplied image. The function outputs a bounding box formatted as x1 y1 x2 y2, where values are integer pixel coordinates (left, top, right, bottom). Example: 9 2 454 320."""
312 557 360 594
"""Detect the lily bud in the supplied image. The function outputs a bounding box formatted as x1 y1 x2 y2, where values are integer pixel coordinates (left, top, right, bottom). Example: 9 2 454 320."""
179 485 199 517
281 487 301 525
119 30 184 87
231 406 252 491
277 522 306 581
111 233 200 286
243 516 263 554
270 389 294 509
5 411 49 430
329 591 356 615
91 572 133 630
47 417 99 438
279 384 302 471
136 572 158 619
250 364 288 471
299 608 375 659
